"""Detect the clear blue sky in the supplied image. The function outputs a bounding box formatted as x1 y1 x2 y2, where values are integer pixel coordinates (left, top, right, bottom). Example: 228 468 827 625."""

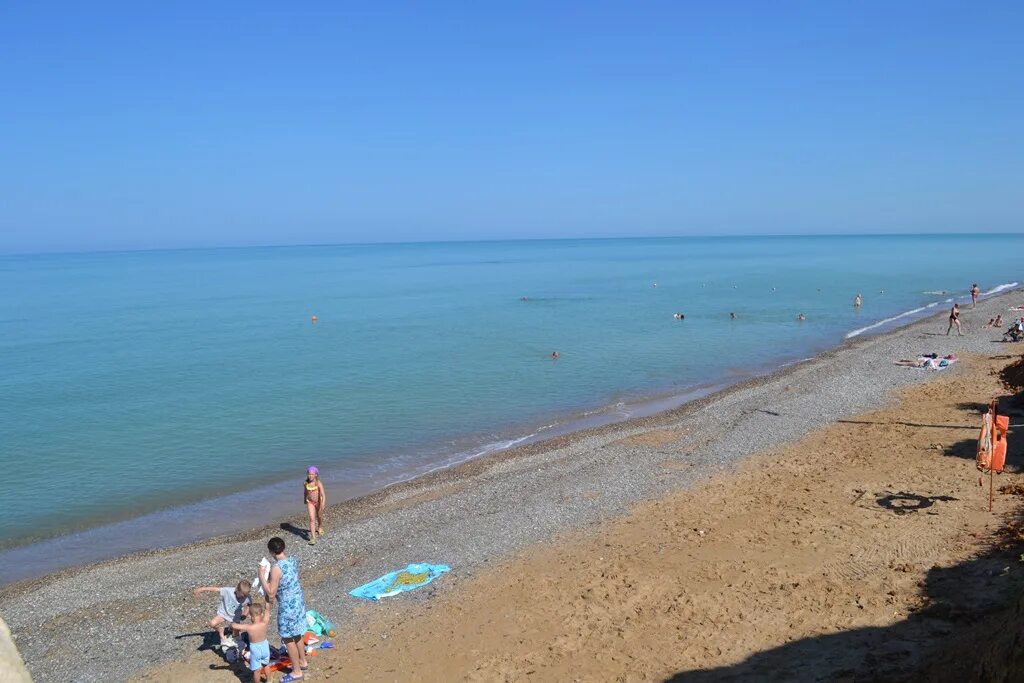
2 1 1021 253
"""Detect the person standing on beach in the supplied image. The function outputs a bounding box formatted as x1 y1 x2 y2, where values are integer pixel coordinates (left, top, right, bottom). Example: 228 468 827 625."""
971 283 980 307
947 303 963 336
259 537 309 682
304 467 326 546
230 600 272 683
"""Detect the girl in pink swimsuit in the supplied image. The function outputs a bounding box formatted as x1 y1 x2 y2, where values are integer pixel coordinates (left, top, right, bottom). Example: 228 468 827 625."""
303 466 326 546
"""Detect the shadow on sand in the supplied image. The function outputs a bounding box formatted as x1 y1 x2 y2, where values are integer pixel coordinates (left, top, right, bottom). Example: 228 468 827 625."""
279 521 311 541
666 420 1024 682
665 510 1024 682
173 630 250 681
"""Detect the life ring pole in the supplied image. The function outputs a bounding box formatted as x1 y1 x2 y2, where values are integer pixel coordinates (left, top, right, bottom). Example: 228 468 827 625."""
990 398 998 513
990 458 995 512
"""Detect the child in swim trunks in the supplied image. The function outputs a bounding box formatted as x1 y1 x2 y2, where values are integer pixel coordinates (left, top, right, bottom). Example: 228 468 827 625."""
194 580 251 647
232 600 272 683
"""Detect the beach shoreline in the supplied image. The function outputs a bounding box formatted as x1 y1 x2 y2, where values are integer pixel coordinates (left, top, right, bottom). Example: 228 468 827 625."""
3 289 1023 681
1 286 1012 589
242 348 1024 682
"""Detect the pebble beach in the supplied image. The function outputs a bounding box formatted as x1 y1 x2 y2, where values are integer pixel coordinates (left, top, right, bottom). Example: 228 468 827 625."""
2 290 1022 682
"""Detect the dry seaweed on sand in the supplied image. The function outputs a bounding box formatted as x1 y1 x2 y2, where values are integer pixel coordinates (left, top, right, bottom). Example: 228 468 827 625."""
1000 520 1024 545
997 354 1024 392
997 483 1024 497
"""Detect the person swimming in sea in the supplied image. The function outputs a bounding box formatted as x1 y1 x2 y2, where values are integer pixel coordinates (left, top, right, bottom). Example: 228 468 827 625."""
854 293 862 308
797 313 806 321
730 312 736 319
551 351 559 360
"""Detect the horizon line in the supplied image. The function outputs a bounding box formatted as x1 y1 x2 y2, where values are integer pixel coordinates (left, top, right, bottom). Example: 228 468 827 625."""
3 230 1021 258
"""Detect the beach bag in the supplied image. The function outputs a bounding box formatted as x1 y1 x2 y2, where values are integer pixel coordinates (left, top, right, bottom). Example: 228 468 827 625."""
222 644 242 666
305 610 336 637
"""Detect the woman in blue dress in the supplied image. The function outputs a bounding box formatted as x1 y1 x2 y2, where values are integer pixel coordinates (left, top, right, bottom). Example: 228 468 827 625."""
258 537 308 681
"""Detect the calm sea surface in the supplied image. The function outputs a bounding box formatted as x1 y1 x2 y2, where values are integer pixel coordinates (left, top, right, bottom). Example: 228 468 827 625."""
1 235 1020 582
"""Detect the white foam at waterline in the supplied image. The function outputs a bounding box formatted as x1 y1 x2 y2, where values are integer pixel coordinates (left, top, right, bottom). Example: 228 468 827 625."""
984 282 1019 296
845 305 933 339
386 433 538 486
845 282 1018 340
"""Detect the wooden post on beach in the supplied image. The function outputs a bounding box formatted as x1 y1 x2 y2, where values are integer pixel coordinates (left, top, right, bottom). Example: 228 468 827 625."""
990 463 995 513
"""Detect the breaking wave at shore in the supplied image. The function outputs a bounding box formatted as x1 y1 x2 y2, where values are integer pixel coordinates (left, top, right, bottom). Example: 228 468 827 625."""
846 282 1018 339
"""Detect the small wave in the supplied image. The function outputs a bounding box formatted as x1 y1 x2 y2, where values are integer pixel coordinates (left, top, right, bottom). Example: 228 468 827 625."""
923 290 949 295
472 434 533 457
845 283 1018 339
845 304 935 339
984 282 1019 296
389 433 538 485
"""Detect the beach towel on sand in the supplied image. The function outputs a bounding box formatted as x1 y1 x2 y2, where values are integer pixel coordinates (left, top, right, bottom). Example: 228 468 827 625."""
349 563 450 601
924 357 957 370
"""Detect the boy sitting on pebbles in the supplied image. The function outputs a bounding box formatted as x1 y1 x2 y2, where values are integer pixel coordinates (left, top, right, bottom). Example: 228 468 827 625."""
193 580 251 648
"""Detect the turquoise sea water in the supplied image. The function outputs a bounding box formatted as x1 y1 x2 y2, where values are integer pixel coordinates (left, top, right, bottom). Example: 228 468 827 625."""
1 234 1020 582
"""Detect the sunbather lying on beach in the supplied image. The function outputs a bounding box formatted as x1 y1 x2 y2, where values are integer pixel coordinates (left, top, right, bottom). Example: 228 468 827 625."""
894 354 957 369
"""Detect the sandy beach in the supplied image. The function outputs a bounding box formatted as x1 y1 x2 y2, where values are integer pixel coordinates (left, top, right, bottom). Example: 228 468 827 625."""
4 292 1024 682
